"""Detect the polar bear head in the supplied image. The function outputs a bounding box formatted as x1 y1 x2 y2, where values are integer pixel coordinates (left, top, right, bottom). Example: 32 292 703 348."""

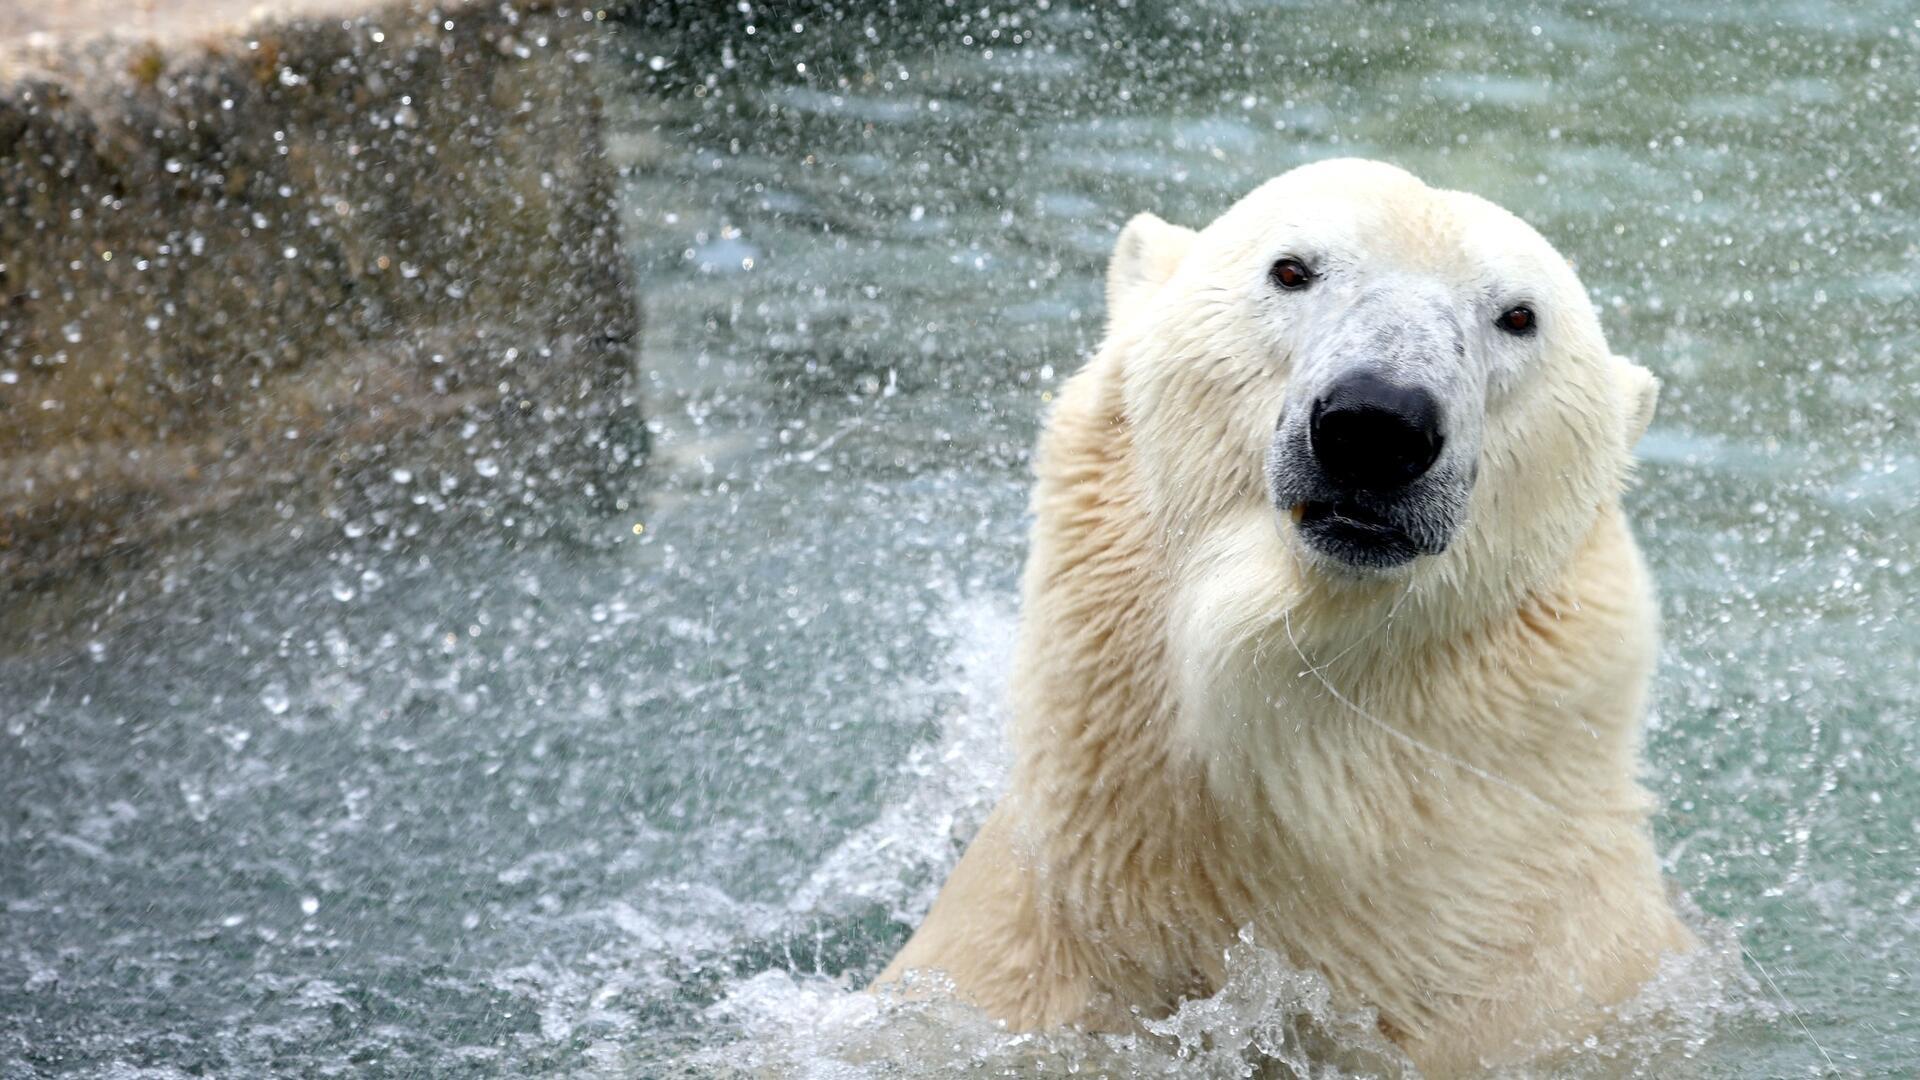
1098 159 1658 642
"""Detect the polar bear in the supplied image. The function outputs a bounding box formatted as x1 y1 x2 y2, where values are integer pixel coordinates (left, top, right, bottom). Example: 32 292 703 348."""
873 159 1691 1074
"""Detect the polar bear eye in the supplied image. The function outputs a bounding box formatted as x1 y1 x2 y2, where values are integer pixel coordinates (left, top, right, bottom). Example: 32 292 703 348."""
1496 305 1537 336
1269 258 1313 291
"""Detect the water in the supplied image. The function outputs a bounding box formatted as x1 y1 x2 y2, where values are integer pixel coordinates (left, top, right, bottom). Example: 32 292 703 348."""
5 1 1918 1075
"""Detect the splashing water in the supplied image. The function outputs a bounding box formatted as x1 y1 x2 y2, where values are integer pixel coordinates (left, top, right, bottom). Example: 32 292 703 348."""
782 598 1016 927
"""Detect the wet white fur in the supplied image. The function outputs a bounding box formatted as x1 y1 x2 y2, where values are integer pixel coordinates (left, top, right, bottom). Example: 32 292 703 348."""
876 159 1685 1075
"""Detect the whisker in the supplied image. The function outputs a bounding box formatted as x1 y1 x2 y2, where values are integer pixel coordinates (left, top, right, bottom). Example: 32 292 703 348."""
1742 946 1836 1071
1281 606 1574 822
1308 577 1418 671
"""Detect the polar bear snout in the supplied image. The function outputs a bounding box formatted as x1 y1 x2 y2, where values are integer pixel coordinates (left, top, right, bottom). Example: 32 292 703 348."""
1267 368 1470 573
1308 372 1445 492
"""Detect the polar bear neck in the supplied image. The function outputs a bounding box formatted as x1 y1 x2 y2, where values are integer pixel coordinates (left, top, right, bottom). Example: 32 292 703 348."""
1003 355 1671 1045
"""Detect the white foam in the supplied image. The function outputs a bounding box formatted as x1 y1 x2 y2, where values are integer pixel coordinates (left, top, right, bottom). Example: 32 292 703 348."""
701 932 1413 1079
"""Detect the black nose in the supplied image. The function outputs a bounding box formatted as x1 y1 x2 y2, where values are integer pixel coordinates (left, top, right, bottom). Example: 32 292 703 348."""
1309 373 1444 492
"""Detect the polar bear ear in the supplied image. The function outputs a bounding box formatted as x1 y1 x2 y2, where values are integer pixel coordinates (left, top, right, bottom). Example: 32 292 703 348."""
1615 359 1660 447
1107 213 1197 326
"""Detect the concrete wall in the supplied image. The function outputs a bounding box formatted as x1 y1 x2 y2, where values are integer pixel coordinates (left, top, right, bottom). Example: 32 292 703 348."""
0 1 640 585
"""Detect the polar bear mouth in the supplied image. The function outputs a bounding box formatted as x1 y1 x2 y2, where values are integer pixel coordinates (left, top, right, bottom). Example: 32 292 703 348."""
1266 366 1468 573
1293 499 1430 570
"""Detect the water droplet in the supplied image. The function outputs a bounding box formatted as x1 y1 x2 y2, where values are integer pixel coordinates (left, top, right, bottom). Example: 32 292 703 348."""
300 896 319 916
260 683 291 716
63 323 83 344
475 457 500 478
330 579 357 603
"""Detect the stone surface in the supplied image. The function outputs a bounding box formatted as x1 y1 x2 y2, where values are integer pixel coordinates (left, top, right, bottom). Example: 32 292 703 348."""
0 0 640 586
1 1 368 56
